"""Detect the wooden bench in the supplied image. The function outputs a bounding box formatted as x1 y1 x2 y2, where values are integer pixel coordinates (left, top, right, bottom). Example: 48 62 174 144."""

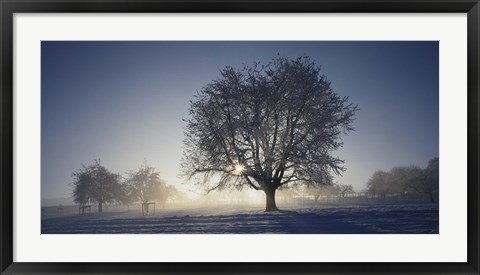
79 205 91 216
141 202 156 216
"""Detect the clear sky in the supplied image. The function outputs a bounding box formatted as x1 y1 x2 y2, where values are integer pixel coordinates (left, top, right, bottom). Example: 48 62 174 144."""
41 41 439 199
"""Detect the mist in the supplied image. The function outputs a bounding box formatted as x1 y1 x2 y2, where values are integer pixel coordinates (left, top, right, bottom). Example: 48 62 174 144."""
41 41 438 234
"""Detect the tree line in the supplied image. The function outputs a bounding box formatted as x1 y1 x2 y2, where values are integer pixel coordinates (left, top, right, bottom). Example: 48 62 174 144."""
366 157 439 202
274 158 438 203
303 183 354 201
71 160 180 212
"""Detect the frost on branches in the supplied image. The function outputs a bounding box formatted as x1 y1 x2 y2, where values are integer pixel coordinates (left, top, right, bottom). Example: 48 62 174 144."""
181 56 359 211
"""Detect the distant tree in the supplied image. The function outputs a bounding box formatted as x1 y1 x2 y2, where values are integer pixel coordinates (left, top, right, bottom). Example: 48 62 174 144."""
389 165 423 195
71 159 123 212
337 184 354 198
171 189 189 203
326 184 341 199
276 188 299 204
304 172 333 201
407 157 439 202
366 170 392 198
367 167 418 198
304 185 325 202
72 170 91 206
156 185 179 208
118 181 137 208
127 161 167 204
181 56 358 211
366 158 439 202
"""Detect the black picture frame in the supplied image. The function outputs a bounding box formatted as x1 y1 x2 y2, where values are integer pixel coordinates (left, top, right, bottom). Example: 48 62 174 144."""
1 0 479 274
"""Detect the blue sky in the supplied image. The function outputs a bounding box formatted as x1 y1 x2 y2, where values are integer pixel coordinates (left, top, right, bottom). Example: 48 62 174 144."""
41 41 438 199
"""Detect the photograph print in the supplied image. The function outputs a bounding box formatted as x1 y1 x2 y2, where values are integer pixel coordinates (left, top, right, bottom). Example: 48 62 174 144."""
41 41 439 234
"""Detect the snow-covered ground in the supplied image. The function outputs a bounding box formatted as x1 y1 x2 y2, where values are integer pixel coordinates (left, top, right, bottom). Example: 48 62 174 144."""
41 201 439 234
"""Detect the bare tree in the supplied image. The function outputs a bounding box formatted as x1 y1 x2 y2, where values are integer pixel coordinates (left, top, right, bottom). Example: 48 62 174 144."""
157 185 179 208
366 170 392 199
389 165 423 195
127 161 166 204
71 159 123 212
181 56 358 211
406 158 439 202
304 185 325 202
367 159 438 202
304 172 333 202
276 188 299 204
367 166 422 199
337 184 354 198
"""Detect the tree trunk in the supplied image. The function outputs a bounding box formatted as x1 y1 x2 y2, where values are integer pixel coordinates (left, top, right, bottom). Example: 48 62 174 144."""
98 202 103 213
264 188 278 212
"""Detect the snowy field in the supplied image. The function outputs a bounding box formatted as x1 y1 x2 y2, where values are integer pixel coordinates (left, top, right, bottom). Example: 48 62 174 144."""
41 201 439 234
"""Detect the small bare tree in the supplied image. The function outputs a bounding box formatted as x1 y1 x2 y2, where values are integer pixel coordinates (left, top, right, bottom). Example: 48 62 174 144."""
127 161 166 204
337 184 354 198
304 172 333 202
71 159 122 213
406 158 439 202
366 170 392 199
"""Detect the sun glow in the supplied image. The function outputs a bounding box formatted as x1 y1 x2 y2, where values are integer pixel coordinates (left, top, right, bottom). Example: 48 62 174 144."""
233 164 245 175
